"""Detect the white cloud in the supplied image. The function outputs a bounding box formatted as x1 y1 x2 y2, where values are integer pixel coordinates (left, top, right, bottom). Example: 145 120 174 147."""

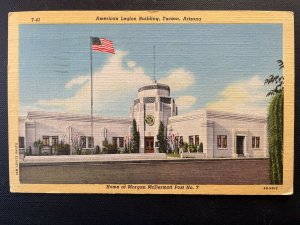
65 76 89 89
206 75 269 116
127 61 136 68
35 51 196 115
176 95 197 110
37 51 151 114
158 68 195 91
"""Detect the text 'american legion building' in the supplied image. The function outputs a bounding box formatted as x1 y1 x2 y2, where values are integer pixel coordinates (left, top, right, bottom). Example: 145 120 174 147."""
19 80 268 158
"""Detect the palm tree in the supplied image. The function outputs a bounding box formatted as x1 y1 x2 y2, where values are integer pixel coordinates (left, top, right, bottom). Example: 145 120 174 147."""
33 139 44 155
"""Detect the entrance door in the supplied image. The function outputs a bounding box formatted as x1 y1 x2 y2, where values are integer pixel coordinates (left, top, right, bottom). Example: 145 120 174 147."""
236 136 245 155
144 137 154 153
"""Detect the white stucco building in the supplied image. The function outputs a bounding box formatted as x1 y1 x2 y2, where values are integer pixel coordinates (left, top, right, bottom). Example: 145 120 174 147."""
19 80 268 158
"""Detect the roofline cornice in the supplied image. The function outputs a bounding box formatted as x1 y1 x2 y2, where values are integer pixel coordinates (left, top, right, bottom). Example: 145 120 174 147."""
169 109 267 123
25 111 132 124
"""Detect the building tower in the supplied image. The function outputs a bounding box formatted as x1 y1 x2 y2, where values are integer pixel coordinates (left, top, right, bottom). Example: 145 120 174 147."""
130 80 178 153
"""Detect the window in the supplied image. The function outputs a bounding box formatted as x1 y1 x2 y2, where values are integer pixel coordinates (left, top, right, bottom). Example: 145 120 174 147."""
144 97 156 103
160 97 171 104
195 135 199 146
42 136 50 146
19 137 24 148
112 137 125 148
112 137 118 146
252 136 260 148
52 136 59 146
119 137 124 148
189 136 194 145
217 135 227 148
88 137 94 148
80 136 86 148
80 136 94 148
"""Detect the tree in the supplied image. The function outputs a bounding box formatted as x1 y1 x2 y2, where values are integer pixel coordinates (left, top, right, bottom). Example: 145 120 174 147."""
264 60 284 184
268 92 283 184
264 60 284 97
33 139 43 155
131 119 140 153
157 121 167 153
69 132 83 155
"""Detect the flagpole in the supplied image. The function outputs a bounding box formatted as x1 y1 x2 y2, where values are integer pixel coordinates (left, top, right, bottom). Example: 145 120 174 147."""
153 45 156 81
90 37 94 146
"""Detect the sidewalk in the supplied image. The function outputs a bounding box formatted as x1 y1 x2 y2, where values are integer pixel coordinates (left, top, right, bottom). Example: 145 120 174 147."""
21 153 168 164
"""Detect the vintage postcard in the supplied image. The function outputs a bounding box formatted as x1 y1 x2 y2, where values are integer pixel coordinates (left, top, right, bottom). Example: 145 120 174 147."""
8 11 294 194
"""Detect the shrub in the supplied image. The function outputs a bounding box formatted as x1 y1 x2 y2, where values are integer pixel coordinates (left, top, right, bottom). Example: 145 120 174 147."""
33 139 43 155
174 146 179 154
183 143 189 152
102 138 118 154
77 148 82 155
82 149 93 155
107 144 118 154
188 144 197 152
56 143 70 155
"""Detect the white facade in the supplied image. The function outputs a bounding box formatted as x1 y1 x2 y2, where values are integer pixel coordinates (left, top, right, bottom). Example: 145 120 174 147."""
19 111 131 155
19 80 268 158
168 109 268 158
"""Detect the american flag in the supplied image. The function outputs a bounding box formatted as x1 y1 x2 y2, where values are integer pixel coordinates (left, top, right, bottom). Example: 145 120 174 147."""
91 37 115 54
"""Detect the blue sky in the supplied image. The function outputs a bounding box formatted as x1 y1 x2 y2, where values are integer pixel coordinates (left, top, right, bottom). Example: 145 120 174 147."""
19 24 282 116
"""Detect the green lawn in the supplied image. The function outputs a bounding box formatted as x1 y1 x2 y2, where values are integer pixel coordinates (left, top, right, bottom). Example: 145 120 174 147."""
167 153 181 158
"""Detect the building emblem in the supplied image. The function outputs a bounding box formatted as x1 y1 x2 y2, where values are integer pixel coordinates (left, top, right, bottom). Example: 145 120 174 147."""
145 115 155 126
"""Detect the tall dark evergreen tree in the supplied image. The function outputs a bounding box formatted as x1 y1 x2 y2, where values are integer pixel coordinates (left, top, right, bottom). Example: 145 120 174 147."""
268 92 283 184
265 60 284 184
131 119 140 153
157 121 167 153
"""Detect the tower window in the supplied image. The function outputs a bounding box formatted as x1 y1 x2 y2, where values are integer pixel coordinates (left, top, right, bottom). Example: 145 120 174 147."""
144 97 156 103
160 97 171 104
